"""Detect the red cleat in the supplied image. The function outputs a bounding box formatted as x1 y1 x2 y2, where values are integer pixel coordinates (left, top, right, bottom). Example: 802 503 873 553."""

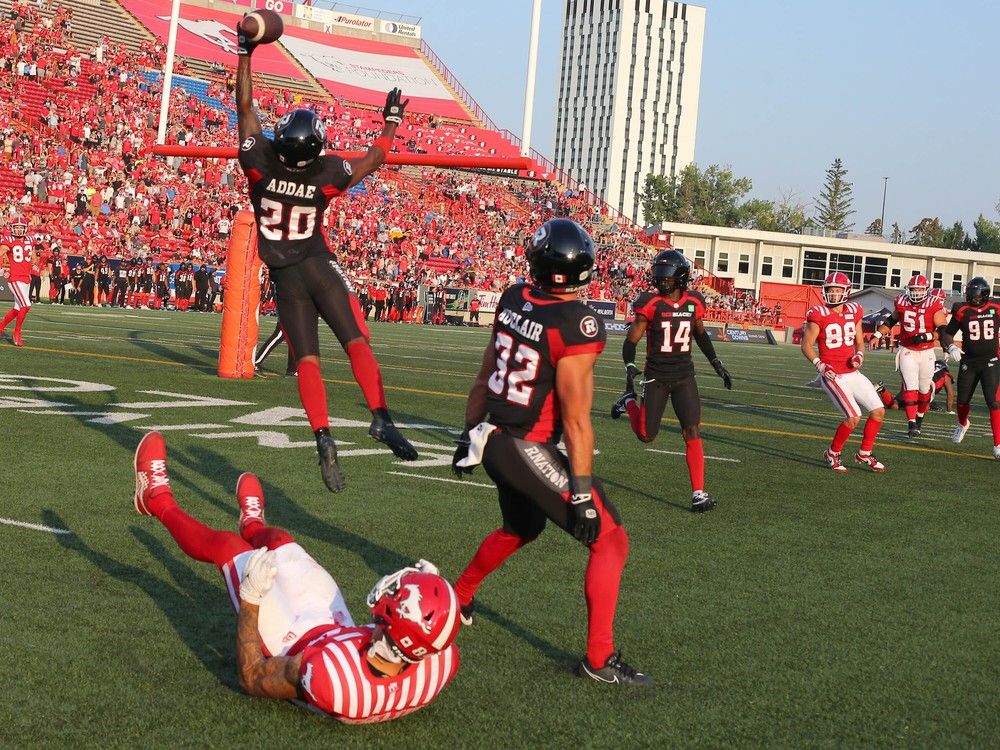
134 432 171 514
236 472 266 532
854 451 887 473
824 449 848 473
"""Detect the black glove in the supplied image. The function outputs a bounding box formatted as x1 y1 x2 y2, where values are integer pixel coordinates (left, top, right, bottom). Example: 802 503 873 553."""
383 88 409 124
236 18 257 56
625 362 639 394
711 358 733 390
451 428 473 478
571 493 600 546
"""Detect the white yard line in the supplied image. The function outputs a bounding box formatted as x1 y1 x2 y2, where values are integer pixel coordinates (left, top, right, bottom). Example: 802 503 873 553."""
0 517 71 534
386 471 494 488
645 448 742 463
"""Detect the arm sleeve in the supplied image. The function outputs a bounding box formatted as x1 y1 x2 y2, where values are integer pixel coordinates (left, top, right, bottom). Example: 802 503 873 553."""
693 326 718 361
622 337 637 366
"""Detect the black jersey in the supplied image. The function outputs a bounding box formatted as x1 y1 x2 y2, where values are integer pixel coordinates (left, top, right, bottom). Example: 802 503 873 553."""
486 283 606 443
946 301 1000 360
114 265 128 285
633 289 708 379
97 262 113 283
238 134 352 269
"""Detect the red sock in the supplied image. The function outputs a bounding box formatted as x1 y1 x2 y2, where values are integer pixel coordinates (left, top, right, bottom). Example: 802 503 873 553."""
455 528 530 606
296 359 329 432
346 340 387 411
916 390 931 418
879 389 895 409
243 524 295 549
0 308 16 330
625 399 647 440
831 421 855 453
860 417 882 452
685 437 705 492
585 525 629 668
990 409 1000 445
901 390 918 421
150 492 250 568
13 308 28 335
957 403 971 426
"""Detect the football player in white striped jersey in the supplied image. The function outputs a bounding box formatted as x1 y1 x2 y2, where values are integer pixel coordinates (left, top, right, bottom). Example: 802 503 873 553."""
133 431 460 723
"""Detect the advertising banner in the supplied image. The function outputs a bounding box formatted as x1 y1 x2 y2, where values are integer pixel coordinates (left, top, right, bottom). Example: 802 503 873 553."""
723 326 777 345
380 20 421 39
605 321 631 335
226 0 293 15
475 290 502 313
444 287 469 312
295 6 376 31
585 300 617 321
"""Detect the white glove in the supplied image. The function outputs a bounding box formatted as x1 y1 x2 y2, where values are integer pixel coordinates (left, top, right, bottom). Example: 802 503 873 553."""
240 548 277 605
814 359 837 381
947 344 963 361
414 559 439 576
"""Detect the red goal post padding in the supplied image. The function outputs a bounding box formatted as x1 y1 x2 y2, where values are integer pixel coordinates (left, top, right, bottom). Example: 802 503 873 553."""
218 211 263 379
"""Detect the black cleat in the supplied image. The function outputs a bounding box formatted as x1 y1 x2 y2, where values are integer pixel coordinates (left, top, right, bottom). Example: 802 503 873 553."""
915 415 924 431
874 380 886 395
610 392 635 420
460 599 475 626
369 409 418 460
315 428 346 493
691 490 717 513
907 421 921 438
577 652 652 687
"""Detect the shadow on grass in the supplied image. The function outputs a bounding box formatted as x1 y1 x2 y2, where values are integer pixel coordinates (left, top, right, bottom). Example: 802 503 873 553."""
42 509 239 692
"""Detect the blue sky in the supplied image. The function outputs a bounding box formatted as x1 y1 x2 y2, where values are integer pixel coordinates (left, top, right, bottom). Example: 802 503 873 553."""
397 0 1000 233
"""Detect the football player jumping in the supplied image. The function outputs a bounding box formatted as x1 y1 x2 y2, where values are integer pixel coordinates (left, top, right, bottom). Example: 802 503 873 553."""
0 222 35 347
235 18 417 493
802 272 887 472
610 250 733 512
133 432 460 722
938 277 1000 458
868 274 948 437
451 219 651 686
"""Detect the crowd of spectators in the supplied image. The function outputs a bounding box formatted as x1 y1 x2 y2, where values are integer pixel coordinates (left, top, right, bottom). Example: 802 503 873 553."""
1 0 779 328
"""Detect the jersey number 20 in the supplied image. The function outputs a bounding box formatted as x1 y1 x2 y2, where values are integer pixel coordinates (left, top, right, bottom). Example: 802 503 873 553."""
258 198 317 241
488 332 540 406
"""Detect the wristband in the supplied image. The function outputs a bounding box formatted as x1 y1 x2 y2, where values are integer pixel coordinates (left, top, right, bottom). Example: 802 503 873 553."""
811 357 821 367
625 362 638 372
373 135 393 154
569 475 592 496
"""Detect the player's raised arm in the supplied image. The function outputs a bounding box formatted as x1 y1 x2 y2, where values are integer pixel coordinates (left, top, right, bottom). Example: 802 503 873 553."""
235 23 263 143
345 89 409 189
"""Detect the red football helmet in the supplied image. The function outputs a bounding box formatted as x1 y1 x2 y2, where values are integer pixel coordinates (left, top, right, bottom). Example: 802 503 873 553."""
822 271 851 305
929 287 947 303
907 275 929 303
11 223 27 238
367 568 460 663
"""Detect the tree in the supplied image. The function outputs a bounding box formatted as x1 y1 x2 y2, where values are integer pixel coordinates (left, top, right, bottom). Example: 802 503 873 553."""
639 164 754 228
939 221 969 251
972 214 1000 253
890 222 906 244
908 217 944 247
813 158 855 232
639 174 679 225
865 219 882 236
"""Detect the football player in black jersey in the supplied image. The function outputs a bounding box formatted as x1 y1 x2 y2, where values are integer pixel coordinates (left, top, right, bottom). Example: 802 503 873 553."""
611 250 732 512
938 277 1000 457
236 22 417 492
451 219 651 687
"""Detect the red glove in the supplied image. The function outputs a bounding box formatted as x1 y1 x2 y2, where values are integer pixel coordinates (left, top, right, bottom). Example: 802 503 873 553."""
849 351 864 369
814 359 837 381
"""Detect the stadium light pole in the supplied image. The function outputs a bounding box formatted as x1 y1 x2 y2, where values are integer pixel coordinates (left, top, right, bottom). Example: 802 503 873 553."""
519 0 542 157
880 176 889 238
156 0 182 145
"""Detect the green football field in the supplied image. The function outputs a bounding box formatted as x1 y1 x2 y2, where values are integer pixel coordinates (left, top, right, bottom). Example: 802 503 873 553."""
2 305 997 748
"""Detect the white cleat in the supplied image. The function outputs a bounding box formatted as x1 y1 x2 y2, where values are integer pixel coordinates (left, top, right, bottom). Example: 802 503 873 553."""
952 421 970 444
993 445 1000 460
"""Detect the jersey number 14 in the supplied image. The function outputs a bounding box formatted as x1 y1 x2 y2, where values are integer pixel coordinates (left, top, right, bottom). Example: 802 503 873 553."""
660 320 692 353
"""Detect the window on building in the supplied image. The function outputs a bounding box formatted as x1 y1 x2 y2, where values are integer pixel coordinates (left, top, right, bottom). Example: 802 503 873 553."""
952 274 963 292
761 256 773 276
932 272 943 289
717 252 729 273
738 254 750 274
993 278 1000 297
782 258 794 278
694 249 706 267
890 269 902 288
802 251 827 285
862 257 888 289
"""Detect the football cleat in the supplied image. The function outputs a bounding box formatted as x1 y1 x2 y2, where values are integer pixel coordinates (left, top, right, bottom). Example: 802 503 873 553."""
236 472 265 532
577 652 652 687
460 599 475 627
691 490 717 513
12 331 23 347
315 428 347 493
824 449 848 473
874 381 886 395
854 451 886 472
915 415 924 431
907 421 921 438
610 392 635 420
952 421 970 444
993 445 1000 460
134 431 171 514
369 409 418 461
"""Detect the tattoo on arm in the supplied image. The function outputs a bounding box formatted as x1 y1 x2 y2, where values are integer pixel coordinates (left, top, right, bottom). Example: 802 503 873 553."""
236 603 301 700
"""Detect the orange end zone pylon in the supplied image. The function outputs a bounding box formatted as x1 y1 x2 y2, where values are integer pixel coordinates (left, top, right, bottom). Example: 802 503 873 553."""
218 211 263 379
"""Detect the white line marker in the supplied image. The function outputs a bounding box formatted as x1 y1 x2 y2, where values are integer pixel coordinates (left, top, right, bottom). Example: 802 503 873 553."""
0 517 71 534
386 471 494 488
645 448 742 463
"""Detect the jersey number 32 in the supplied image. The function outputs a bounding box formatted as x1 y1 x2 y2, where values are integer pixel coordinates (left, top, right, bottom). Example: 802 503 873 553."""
488 332 540 406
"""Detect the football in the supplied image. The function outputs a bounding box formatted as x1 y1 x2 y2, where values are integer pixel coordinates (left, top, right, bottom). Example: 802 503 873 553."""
240 9 284 45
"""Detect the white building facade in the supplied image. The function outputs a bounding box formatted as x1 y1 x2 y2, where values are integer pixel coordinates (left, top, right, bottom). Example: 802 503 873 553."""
553 0 705 224
660 222 1000 298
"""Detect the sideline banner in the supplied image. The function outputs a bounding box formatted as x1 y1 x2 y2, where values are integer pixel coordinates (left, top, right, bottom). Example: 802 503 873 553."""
474 290 502 313
585 300 617 321
444 287 469 312
724 326 777 345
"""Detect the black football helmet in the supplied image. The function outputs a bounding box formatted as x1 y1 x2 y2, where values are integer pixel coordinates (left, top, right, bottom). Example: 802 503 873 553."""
272 109 327 168
651 249 691 294
965 276 990 307
526 218 595 293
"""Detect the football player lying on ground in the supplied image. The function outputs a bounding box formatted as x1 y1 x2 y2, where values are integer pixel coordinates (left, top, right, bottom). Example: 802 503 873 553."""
133 432 460 722
611 250 732 512
451 219 651 686
234 18 418 493
875 358 955 414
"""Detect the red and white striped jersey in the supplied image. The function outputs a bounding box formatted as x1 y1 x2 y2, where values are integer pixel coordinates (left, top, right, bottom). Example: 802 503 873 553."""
894 294 943 350
806 302 864 374
1 234 34 283
297 624 459 724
